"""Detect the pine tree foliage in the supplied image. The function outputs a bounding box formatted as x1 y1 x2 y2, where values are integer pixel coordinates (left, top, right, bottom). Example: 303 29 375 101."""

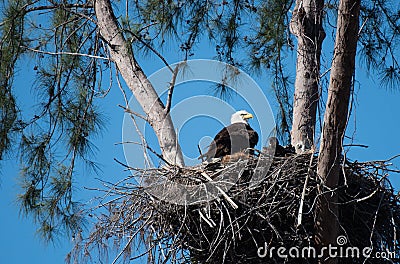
358 1 400 90
0 0 25 159
1 0 102 241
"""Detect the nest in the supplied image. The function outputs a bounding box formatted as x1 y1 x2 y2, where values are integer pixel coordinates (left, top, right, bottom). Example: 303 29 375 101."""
73 153 400 264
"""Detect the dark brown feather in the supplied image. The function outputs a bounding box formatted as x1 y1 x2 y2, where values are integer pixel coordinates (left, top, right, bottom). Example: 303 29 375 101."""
200 123 258 161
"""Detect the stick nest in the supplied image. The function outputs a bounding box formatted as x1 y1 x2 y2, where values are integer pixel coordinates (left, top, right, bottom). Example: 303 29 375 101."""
72 154 400 263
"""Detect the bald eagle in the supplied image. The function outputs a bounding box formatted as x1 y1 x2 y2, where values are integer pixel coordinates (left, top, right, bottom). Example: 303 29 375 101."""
200 110 259 161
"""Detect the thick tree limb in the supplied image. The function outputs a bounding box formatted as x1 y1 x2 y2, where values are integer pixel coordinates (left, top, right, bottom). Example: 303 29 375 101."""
315 0 361 263
94 0 184 166
290 0 325 154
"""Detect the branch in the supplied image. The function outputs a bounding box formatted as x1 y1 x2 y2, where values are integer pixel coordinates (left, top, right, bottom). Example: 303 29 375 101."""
165 64 181 114
117 141 173 167
95 0 184 166
23 46 110 60
113 157 135 170
200 172 238 209
111 236 135 264
297 150 315 227
25 3 93 13
343 144 369 148
118 104 148 122
197 144 205 162
126 29 173 73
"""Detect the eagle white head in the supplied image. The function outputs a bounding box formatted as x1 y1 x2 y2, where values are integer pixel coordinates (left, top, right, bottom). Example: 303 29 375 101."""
230 110 254 124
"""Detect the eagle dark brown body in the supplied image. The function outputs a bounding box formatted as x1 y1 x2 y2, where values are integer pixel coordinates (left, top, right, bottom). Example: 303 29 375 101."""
201 122 259 161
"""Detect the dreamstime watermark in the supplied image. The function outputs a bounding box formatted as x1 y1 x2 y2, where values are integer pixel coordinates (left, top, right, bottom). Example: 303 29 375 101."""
257 235 396 260
122 59 276 205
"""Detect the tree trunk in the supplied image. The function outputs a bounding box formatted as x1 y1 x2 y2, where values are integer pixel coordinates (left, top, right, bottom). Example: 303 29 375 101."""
94 0 184 166
290 0 325 154
315 0 360 263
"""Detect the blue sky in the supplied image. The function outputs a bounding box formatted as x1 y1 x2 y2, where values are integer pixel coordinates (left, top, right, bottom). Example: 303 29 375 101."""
1 14 400 264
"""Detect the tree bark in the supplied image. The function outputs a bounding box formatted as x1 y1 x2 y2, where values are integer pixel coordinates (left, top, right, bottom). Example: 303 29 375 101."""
94 0 184 166
290 0 325 154
315 0 360 263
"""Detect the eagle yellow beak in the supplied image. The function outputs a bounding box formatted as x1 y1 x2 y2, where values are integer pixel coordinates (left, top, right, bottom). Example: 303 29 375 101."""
243 113 253 120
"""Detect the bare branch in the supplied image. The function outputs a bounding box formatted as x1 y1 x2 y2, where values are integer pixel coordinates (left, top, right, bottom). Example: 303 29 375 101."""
118 104 148 122
200 172 238 209
126 28 173 73
23 46 110 60
165 64 181 114
25 3 93 13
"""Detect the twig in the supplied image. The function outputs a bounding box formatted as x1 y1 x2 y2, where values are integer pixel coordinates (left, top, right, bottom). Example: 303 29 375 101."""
113 157 134 170
343 144 369 148
23 46 110 60
199 209 216 228
120 141 173 167
25 3 93 13
165 64 180 114
126 29 173 73
356 188 379 203
201 172 238 209
358 17 369 36
320 67 331 78
118 104 148 122
198 144 205 162
297 151 315 227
